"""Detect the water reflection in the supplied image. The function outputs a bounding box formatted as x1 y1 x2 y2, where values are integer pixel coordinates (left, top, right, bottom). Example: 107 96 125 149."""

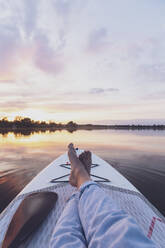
0 130 165 216
0 128 78 138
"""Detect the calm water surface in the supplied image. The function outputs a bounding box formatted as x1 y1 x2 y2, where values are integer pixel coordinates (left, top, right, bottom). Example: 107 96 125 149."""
0 129 165 216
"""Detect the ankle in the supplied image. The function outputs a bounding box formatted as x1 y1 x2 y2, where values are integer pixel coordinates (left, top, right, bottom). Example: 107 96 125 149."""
75 169 91 189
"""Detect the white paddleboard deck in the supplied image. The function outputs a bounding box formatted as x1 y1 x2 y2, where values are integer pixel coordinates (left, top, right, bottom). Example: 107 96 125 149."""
0 150 165 248
20 149 139 195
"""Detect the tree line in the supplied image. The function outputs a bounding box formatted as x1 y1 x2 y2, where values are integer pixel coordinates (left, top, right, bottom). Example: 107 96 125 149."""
0 117 164 134
0 117 78 130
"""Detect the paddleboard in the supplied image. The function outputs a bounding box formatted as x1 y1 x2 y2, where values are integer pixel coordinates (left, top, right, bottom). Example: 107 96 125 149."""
0 149 164 247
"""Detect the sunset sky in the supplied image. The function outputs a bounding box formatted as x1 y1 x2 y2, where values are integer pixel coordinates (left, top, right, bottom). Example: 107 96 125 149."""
0 0 165 124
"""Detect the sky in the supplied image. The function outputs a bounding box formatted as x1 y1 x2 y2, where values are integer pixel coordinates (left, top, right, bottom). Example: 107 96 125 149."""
0 0 165 124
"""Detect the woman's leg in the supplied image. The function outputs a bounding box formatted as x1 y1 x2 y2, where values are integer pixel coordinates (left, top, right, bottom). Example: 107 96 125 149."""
78 181 156 248
49 192 87 248
67 143 156 248
49 143 91 248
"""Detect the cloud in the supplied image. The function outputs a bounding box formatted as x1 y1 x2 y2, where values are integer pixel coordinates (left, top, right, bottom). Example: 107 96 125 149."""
52 0 86 25
0 1 66 78
0 0 165 123
0 100 28 112
89 88 119 94
53 0 72 17
0 24 21 76
33 31 65 74
41 102 112 113
0 80 15 84
39 101 138 114
87 27 109 52
0 0 38 76
136 63 165 83
143 90 165 100
23 0 38 37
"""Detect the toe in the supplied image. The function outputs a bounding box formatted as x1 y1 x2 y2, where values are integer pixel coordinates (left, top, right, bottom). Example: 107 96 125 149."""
68 143 74 150
79 153 84 161
84 151 91 161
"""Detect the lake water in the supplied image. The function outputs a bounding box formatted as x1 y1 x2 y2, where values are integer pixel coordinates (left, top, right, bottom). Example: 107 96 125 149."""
0 129 165 216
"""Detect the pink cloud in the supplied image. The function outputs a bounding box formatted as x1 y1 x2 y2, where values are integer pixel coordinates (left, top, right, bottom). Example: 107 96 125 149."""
0 26 21 78
33 31 66 75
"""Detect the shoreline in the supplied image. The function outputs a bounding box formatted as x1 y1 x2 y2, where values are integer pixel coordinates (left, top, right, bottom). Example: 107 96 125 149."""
0 124 165 135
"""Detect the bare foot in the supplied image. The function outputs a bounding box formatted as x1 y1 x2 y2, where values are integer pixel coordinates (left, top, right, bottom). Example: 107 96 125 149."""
79 151 92 175
68 143 91 188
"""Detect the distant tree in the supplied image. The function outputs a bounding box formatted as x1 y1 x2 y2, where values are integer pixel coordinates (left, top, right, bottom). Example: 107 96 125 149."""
66 121 78 128
40 121 47 128
0 117 11 128
14 116 23 121
20 118 33 128
1 117 8 121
